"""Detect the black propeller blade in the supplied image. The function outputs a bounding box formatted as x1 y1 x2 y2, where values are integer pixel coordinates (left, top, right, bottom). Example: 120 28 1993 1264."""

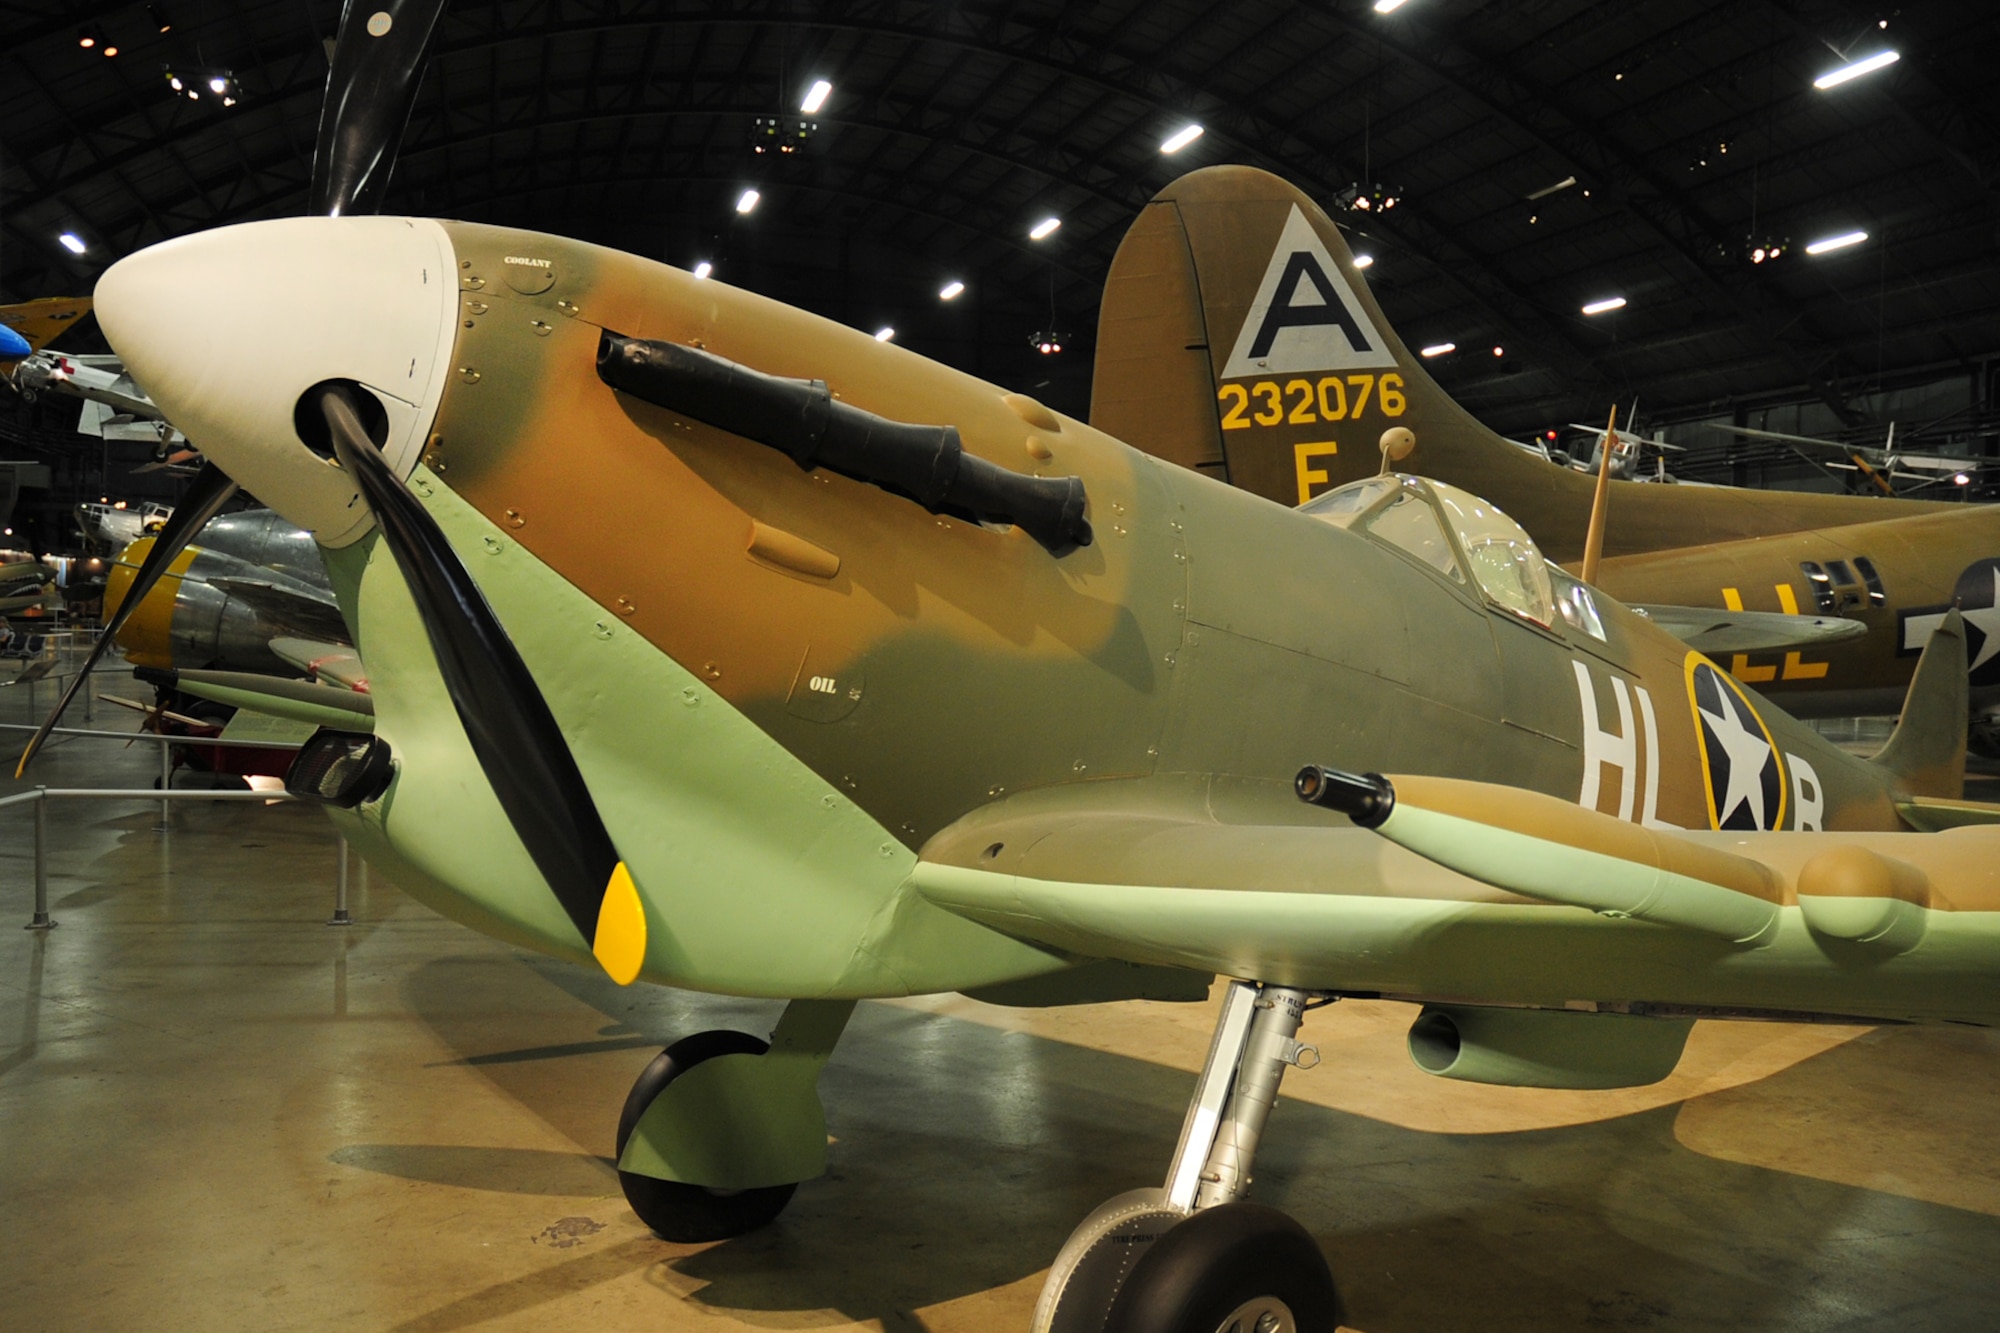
315 386 647 983
15 462 239 777
310 0 448 217
21 0 447 777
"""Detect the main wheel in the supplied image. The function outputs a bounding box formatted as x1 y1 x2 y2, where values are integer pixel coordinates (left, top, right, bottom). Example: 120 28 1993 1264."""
1105 1202 1341 1333
615 1029 798 1242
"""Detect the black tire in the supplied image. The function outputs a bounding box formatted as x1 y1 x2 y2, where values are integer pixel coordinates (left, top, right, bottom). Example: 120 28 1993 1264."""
615 1029 798 1242
1105 1202 1341 1333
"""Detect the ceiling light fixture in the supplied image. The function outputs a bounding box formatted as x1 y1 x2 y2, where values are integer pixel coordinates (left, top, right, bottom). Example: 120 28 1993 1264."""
873 326 895 342
1351 254 1374 270
77 27 99 48
1334 182 1402 213
938 280 965 301
1372 0 1410 12
801 79 832 114
1526 176 1576 201
148 4 173 32
1814 49 1898 90
209 76 227 93
1492 346 1505 357
692 261 712 280
1029 216 1061 240
1420 343 1455 358
1805 229 1868 255
735 188 761 214
58 233 87 255
1581 296 1626 315
1160 124 1204 154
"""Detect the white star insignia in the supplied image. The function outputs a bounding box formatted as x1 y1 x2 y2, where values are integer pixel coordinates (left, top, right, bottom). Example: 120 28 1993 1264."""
1699 677 1772 828
1964 568 2000 674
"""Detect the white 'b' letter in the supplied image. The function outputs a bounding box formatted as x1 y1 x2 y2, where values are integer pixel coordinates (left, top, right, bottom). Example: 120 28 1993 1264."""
1789 754 1823 831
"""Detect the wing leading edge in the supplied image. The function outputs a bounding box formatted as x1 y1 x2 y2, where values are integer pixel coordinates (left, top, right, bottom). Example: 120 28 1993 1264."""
912 779 2000 1027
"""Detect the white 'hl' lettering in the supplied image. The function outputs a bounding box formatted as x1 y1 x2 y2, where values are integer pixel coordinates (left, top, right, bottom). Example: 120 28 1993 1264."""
1572 661 1673 828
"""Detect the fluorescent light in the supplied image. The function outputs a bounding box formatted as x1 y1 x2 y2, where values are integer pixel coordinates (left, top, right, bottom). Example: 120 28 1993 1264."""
1351 253 1374 269
1581 296 1626 315
873 326 895 342
801 79 832 114
58 233 86 255
1814 50 1898 90
1420 343 1455 358
938 280 965 301
1526 175 1577 201
1160 125 1204 154
1029 216 1061 241
692 261 712 280
1372 0 1410 11
1805 229 1868 255
735 188 760 214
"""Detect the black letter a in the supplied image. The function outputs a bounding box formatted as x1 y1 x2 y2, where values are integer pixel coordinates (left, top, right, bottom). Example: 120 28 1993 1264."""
1247 252 1374 359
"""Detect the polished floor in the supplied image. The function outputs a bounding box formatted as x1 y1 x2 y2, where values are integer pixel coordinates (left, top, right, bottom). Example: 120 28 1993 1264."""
3 676 1999 1331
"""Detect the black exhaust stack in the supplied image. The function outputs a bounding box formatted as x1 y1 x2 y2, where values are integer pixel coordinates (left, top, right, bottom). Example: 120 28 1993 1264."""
597 333 1091 553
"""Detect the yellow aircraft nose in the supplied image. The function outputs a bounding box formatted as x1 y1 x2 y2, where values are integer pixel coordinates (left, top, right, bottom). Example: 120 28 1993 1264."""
93 216 459 548
104 535 193 669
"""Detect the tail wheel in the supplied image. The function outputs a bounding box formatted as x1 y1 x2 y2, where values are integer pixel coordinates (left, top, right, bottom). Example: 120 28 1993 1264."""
1105 1202 1341 1333
616 1029 797 1242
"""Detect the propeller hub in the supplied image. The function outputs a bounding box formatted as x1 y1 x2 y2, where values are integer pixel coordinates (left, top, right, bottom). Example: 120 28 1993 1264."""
94 216 458 547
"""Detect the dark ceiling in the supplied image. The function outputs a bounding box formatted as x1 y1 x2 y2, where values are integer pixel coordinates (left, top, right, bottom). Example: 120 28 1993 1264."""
5 0 1998 434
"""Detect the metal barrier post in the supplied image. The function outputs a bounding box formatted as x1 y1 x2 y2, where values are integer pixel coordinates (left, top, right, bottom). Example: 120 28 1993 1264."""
27 789 55 931
328 837 352 926
158 738 172 826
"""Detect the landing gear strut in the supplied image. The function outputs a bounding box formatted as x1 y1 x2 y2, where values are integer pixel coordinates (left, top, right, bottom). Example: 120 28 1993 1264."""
1035 982 1342 1333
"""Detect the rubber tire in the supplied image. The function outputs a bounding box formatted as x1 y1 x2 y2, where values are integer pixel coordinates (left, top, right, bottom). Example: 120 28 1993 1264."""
615 1029 798 1242
1105 1202 1341 1333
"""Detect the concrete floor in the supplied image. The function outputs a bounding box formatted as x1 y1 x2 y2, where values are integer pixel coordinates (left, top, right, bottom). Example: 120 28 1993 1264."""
4 675 2000 1332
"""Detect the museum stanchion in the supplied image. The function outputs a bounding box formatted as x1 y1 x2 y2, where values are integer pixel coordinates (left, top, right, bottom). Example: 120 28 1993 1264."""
1 723 334 930
328 838 353 927
27 787 53 931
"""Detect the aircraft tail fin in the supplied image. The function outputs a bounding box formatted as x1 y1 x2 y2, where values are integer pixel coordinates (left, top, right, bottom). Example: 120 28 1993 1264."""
1090 166 1565 517
1873 609 1968 800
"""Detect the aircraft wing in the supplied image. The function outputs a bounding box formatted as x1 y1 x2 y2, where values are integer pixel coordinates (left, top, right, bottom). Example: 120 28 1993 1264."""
0 297 92 357
1630 604 1867 654
910 774 2000 1007
911 790 1532 980
269 636 366 691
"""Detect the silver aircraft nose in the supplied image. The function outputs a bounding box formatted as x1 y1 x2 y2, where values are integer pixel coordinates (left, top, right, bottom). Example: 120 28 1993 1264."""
94 216 458 547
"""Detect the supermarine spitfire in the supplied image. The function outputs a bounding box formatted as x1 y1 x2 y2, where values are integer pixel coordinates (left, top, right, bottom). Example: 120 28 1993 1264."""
1092 166 2000 749
17 12 2000 1332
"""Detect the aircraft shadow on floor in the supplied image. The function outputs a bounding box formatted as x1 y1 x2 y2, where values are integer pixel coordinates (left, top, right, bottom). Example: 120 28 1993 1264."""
356 953 2000 1332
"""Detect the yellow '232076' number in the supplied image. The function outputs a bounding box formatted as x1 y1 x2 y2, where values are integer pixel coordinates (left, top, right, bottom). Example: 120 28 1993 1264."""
1217 373 1406 430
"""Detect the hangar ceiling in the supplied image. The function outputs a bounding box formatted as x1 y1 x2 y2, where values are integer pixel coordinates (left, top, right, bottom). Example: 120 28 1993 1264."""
5 0 1998 436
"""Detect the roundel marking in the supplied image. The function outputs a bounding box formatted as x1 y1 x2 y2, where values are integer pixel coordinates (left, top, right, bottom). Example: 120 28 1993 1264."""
1684 654 1787 831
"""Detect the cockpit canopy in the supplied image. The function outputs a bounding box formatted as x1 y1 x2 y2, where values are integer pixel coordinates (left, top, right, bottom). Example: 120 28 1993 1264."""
1301 475 1559 629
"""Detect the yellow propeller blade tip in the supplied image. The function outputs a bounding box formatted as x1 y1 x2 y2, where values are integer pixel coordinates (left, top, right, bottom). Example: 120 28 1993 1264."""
591 861 647 986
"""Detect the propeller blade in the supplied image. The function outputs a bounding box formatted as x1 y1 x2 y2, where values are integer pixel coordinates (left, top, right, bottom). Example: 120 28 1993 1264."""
15 462 238 777
316 387 646 983
309 0 448 217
